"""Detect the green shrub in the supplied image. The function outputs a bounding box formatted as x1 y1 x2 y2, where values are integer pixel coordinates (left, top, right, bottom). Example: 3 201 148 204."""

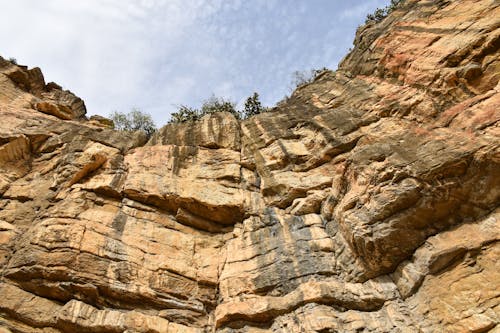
291 67 329 89
169 95 239 124
109 108 156 138
365 0 405 24
242 92 268 119
169 93 270 124
200 95 240 119
169 105 200 123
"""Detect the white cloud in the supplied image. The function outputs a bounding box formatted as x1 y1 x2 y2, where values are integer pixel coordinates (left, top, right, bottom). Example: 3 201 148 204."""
1 0 391 126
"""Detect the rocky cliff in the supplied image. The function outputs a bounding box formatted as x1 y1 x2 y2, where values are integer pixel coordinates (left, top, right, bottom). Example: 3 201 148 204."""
0 0 499 332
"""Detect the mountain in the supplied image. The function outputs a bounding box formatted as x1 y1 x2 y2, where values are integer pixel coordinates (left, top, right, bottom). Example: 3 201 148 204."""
0 0 498 332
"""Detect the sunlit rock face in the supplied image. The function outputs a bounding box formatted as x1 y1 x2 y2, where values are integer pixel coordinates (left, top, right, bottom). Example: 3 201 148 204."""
0 0 499 332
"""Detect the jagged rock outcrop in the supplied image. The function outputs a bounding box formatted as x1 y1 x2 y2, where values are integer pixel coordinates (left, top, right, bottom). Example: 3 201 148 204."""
0 0 499 332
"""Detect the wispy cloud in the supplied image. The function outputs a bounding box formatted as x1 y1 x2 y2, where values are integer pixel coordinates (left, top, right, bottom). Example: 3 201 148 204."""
1 0 389 126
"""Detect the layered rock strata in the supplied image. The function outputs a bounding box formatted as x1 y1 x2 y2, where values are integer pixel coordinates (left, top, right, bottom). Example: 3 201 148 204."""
0 0 499 332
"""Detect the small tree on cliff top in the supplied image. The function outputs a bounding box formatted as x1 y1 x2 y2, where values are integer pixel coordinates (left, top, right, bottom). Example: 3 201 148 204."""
365 0 405 24
200 95 240 119
169 105 200 123
169 95 241 123
242 92 267 119
110 108 156 138
169 93 270 124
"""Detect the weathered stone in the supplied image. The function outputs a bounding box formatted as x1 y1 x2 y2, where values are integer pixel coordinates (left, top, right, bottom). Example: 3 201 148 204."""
148 112 241 151
215 277 398 328
123 145 246 226
89 114 114 128
393 209 500 299
0 0 499 332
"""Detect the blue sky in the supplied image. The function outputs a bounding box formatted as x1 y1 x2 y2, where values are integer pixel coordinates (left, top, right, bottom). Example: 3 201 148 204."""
1 0 389 126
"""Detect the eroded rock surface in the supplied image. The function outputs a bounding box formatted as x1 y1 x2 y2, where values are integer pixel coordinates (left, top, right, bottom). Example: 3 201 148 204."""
1 0 499 332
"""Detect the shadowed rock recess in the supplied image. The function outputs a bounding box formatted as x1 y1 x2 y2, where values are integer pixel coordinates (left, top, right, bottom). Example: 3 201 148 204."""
1 0 499 332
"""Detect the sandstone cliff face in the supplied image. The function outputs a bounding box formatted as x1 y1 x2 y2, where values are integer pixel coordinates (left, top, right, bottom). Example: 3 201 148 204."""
0 0 499 332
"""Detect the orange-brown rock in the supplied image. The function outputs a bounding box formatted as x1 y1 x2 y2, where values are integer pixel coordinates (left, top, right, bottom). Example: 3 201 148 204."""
0 0 499 332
